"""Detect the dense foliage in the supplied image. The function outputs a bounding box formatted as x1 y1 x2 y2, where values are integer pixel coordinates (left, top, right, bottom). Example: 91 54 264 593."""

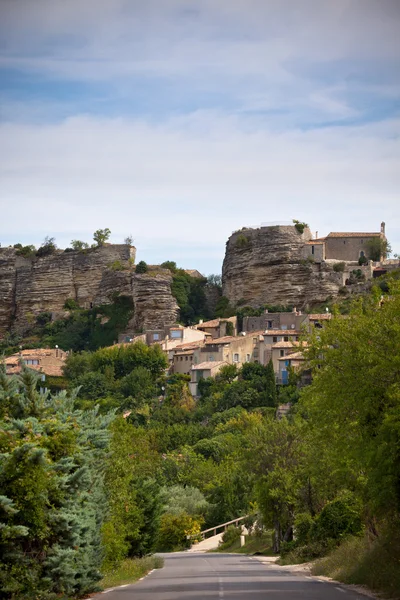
0 368 113 599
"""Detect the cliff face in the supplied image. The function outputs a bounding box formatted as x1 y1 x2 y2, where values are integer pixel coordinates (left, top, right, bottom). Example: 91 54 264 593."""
0 245 179 338
222 225 342 308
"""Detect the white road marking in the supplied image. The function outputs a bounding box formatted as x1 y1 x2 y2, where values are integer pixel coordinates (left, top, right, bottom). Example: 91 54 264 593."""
218 576 224 598
335 587 346 593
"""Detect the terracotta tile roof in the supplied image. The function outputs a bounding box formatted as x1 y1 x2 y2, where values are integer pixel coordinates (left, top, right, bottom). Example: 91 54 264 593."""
205 336 237 345
327 232 381 238
305 240 325 245
196 316 236 329
174 341 205 350
272 341 307 349
174 350 195 356
192 361 227 370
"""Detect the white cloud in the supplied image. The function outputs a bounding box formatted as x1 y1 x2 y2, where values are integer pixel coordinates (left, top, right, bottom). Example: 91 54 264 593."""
1 112 399 270
0 0 399 270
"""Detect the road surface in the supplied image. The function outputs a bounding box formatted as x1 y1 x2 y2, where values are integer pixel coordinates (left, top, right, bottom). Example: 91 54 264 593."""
97 552 367 599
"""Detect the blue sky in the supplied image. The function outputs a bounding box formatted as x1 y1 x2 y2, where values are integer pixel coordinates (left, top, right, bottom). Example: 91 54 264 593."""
1 0 399 274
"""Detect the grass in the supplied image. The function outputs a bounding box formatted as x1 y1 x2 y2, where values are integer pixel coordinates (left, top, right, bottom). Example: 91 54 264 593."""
213 532 275 556
312 533 400 600
100 555 164 590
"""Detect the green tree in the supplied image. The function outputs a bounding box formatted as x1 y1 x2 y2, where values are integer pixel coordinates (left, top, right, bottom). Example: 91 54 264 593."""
93 228 111 246
71 239 89 251
0 367 113 598
36 236 57 257
366 238 391 261
135 260 148 273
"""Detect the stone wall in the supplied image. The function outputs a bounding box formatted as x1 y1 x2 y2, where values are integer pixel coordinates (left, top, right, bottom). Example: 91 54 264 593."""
222 225 343 309
0 245 179 338
324 235 382 261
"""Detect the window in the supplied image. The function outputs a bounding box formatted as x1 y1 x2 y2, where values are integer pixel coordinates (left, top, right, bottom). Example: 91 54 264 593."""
153 333 160 341
185 356 188 361
284 336 288 342
343 240 346 244
25 359 39 366
311 245 315 255
281 325 287 330
233 353 239 363
280 350 285 357
171 330 182 339
246 354 250 362
273 336 278 343
267 321 273 328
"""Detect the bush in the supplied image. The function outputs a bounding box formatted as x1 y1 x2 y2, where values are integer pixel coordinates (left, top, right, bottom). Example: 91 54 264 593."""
315 494 362 541
36 236 57 257
293 220 309 234
333 262 345 273
71 240 89 251
109 260 126 271
235 234 250 248
312 529 400 600
64 298 80 310
156 512 203 551
14 243 36 258
136 261 148 274
358 255 368 265
221 525 241 547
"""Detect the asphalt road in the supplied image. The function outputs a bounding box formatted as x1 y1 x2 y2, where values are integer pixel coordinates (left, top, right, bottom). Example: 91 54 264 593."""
97 552 366 599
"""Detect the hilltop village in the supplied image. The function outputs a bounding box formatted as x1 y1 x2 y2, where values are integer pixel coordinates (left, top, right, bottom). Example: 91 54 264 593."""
0 221 395 393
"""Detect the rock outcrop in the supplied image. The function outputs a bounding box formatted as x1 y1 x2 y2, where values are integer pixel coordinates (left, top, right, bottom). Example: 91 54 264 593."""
222 225 342 308
0 245 179 338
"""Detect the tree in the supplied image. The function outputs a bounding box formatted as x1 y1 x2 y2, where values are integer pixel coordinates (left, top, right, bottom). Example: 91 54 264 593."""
93 228 111 247
36 236 57 257
124 235 134 246
0 367 114 598
366 238 391 261
161 261 177 273
135 261 148 273
71 239 89 251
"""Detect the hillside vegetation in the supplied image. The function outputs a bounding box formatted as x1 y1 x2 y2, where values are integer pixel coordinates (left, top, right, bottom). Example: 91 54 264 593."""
1 279 400 598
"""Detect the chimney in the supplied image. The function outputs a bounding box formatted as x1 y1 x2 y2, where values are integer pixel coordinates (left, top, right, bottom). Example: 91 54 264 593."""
316 231 318 239
381 222 385 235
265 309 269 313
292 306 297 313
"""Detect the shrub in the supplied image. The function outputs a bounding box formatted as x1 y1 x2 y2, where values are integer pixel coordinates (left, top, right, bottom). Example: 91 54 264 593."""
333 262 345 272
14 243 36 258
36 236 57 257
235 234 250 248
64 298 80 310
293 219 309 234
315 494 362 541
161 261 177 273
358 255 368 265
221 525 241 547
135 261 148 274
71 239 89 251
156 512 203 551
109 260 126 271
36 311 52 327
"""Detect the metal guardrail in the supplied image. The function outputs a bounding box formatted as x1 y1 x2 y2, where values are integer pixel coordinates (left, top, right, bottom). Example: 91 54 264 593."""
190 515 249 540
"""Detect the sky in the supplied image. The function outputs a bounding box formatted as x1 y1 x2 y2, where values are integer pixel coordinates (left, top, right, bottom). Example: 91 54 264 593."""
0 0 399 274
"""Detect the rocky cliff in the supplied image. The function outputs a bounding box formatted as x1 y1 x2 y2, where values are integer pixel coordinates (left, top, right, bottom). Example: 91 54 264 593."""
0 245 179 338
222 225 342 308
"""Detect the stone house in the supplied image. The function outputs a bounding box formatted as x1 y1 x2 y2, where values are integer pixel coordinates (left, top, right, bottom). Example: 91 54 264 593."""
195 316 237 339
277 350 306 385
189 361 228 397
198 333 260 367
270 341 305 375
4 348 67 378
302 223 386 263
243 309 309 334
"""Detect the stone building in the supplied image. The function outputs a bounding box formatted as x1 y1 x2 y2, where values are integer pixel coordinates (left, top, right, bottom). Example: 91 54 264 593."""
303 223 387 263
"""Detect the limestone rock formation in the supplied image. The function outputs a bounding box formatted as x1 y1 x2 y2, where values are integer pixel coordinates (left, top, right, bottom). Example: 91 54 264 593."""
222 225 342 308
0 245 179 338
